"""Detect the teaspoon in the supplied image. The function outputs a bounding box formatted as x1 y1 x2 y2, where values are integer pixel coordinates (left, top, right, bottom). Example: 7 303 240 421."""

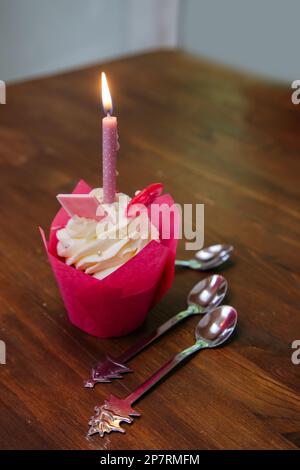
88 305 238 437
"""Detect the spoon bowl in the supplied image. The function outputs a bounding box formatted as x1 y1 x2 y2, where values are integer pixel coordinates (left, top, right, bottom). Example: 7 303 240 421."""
196 305 238 347
175 244 233 270
195 244 233 270
187 274 228 313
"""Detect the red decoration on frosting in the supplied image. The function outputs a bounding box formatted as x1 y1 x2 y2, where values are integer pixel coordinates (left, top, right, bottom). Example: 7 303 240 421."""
127 183 163 217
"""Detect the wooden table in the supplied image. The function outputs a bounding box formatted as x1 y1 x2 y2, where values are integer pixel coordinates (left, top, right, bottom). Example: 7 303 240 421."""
1 51 300 450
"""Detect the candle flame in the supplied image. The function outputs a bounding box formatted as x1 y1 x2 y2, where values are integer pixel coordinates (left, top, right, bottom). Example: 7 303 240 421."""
101 72 113 115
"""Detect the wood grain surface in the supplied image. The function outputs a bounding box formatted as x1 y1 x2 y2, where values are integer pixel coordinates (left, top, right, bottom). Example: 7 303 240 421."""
0 50 300 450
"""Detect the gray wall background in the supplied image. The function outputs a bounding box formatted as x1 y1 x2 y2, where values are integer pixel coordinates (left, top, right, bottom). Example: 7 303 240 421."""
0 0 179 82
0 0 298 82
179 0 299 82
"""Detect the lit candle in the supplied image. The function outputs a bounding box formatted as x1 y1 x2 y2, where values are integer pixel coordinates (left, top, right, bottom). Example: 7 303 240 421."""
101 72 119 204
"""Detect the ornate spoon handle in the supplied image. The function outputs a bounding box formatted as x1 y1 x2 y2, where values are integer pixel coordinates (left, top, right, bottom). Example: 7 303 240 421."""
126 340 208 405
86 305 198 387
118 305 197 363
88 340 208 437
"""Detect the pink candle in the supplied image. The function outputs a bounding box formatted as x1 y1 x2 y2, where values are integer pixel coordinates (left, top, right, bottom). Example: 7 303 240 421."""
101 72 118 204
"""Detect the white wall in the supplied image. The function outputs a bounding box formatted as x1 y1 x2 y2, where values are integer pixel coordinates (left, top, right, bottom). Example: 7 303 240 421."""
0 0 298 83
0 0 179 82
179 0 299 81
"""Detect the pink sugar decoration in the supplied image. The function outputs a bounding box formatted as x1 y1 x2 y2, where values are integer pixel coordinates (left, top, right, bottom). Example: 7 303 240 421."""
56 194 106 221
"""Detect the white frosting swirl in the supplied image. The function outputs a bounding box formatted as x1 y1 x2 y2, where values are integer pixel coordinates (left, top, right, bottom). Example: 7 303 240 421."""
56 188 159 279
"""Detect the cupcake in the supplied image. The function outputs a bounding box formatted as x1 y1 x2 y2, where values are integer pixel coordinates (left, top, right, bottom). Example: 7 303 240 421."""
40 180 179 338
